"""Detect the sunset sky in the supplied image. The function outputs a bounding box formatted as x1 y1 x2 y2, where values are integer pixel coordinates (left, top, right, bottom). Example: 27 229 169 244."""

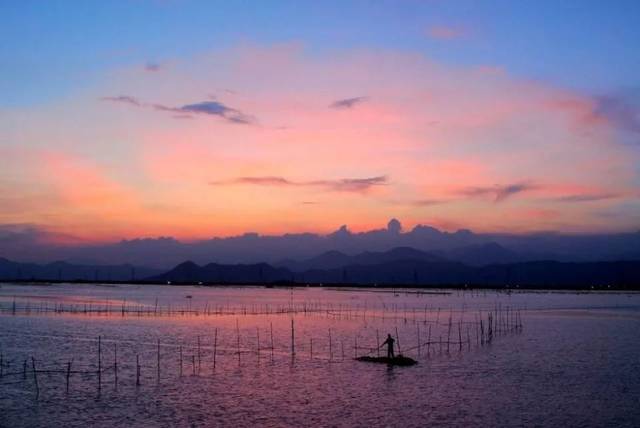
1 1 639 242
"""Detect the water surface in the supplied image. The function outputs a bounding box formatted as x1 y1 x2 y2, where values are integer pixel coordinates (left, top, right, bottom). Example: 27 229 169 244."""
0 283 639 427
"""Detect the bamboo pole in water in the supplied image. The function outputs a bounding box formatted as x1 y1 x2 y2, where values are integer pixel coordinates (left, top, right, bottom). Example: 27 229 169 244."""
66 360 71 393
270 322 274 362
114 343 118 389
354 336 358 358
179 345 183 377
376 329 380 357
98 336 102 390
236 319 241 366
447 316 452 353
328 329 332 361
209 330 216 371
31 357 39 398
157 339 160 383
197 336 201 373
136 355 140 386
291 319 295 358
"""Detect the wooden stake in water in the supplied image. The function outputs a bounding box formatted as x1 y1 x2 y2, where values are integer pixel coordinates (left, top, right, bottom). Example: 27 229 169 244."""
31 357 39 398
447 316 452 353
270 322 274 362
136 355 140 386
157 338 160 383
417 324 421 357
114 343 118 389
213 328 218 371
197 336 201 373
328 329 333 361
376 329 380 357
236 319 241 366
179 345 183 377
98 336 102 390
66 360 72 393
291 318 295 358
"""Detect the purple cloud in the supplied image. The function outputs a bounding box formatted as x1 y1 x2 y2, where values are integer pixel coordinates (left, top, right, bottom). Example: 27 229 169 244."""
329 96 369 109
179 101 255 124
460 182 537 202
100 95 142 106
595 92 640 135
210 175 388 193
554 193 620 203
102 95 255 125
145 62 161 72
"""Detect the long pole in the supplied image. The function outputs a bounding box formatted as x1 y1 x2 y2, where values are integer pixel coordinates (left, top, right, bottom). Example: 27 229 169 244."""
197 336 201 373
114 343 118 388
236 319 241 366
66 360 72 393
157 338 160 384
136 355 140 386
270 322 274 362
98 336 102 390
291 318 295 357
31 357 39 398
213 328 218 370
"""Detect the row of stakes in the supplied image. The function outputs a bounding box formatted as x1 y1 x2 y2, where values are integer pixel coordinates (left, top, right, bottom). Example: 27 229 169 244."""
0 308 523 398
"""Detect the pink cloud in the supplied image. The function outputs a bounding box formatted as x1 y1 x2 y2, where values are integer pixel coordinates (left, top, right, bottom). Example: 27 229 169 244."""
1 43 638 238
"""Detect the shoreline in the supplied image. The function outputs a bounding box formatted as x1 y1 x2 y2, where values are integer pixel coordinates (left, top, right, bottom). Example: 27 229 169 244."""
1 279 640 293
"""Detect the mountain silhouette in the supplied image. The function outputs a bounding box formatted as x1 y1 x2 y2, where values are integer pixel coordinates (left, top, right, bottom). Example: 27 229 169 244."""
0 257 160 281
149 261 293 283
2 220 639 268
277 246 444 272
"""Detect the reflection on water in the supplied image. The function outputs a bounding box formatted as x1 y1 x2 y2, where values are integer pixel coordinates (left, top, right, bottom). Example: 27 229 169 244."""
0 283 639 427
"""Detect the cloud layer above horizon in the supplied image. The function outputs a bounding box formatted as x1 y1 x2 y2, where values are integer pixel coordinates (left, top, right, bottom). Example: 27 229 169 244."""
1 43 639 241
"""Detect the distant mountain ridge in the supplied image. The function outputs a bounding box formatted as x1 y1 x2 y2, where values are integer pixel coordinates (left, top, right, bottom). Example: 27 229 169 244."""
146 247 640 288
2 246 640 288
276 246 445 272
2 219 639 268
149 261 292 283
0 258 161 281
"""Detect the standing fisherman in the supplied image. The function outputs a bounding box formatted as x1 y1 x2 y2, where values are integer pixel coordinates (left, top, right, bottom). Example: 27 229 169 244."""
381 334 395 358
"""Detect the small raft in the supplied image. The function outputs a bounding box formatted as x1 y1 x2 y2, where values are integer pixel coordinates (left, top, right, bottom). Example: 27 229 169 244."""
355 355 418 366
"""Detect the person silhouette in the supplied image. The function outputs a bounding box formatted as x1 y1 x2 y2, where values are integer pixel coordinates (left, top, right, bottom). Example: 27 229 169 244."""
381 334 395 358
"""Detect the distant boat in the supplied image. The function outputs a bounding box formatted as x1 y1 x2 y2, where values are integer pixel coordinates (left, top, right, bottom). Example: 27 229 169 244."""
355 355 418 366
185 295 192 299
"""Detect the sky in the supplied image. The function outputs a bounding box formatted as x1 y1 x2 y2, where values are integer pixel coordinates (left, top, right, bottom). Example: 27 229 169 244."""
1 0 639 243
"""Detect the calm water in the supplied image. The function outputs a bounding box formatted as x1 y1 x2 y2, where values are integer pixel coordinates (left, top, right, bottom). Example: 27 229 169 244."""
0 283 639 427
